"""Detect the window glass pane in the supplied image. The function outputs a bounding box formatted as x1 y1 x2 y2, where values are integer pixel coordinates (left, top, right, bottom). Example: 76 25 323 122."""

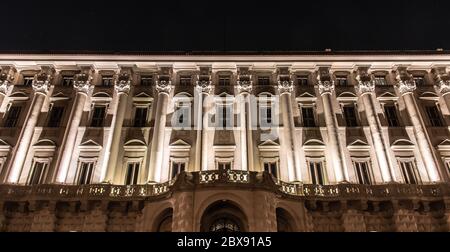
218 75 230 86
426 106 443 127
48 106 64 127
343 106 358 126
302 107 316 127
140 76 153 86
384 106 399 127
297 77 308 86
102 76 113 87
134 107 147 127
29 162 46 185
23 76 34 86
91 106 106 127
258 77 270 86
5 106 21 127
62 76 74 86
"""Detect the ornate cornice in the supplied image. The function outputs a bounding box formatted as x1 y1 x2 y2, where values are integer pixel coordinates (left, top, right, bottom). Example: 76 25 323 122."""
432 67 450 95
355 67 375 94
316 67 334 95
0 66 16 95
395 67 416 95
114 68 132 94
73 67 94 94
32 66 55 94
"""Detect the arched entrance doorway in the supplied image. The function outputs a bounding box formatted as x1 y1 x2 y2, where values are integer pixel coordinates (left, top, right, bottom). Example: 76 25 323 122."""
276 208 296 232
154 208 173 232
200 200 248 232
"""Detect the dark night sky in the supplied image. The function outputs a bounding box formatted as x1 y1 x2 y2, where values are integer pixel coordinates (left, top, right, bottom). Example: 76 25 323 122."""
2 0 450 53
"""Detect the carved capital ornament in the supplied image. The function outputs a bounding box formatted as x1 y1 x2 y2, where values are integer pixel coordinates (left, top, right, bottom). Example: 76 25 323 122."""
0 66 16 95
114 71 132 94
395 67 416 95
317 67 334 95
73 68 94 94
32 67 55 94
432 67 450 95
356 67 375 94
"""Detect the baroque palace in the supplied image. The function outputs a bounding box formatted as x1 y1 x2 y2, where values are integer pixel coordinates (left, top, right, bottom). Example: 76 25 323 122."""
0 52 449 232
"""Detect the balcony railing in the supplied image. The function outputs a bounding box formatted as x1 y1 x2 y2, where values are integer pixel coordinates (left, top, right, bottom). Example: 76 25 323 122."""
0 171 448 201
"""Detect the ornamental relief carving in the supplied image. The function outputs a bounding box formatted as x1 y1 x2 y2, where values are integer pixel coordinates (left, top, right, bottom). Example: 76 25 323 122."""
32 67 55 94
115 72 132 94
73 71 94 94
196 79 212 94
0 66 16 94
356 67 375 94
432 67 450 95
155 79 172 94
316 67 334 94
395 67 416 94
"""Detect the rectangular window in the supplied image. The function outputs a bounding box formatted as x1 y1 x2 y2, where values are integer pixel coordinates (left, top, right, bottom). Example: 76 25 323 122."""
28 162 47 185
125 162 140 185
343 106 358 127
374 76 387 86
258 76 270 86
413 76 425 86
309 161 325 185
336 76 348 86
218 162 232 170
354 161 372 185
259 106 272 124
399 160 420 184
384 105 400 127
77 162 94 185
90 106 106 127
426 105 444 127
133 107 148 127
219 105 232 128
140 76 153 86
263 162 278 178
171 162 186 180
179 76 191 86
297 76 308 86
301 107 316 127
23 76 34 86
218 75 231 86
5 106 21 127
101 76 113 87
62 76 74 87
47 106 64 127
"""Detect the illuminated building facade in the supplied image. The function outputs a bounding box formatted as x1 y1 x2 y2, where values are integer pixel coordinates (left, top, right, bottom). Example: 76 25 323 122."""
0 52 449 232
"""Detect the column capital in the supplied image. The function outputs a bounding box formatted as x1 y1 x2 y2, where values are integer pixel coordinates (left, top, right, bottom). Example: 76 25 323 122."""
0 66 16 95
431 67 450 95
73 67 95 94
277 79 293 94
155 79 172 94
316 67 334 95
32 66 55 94
237 67 253 94
355 67 375 94
395 67 416 95
196 79 212 94
114 68 132 94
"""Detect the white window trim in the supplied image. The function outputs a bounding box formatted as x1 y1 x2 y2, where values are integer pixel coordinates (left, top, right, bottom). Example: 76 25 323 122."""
123 157 143 185
351 157 374 185
397 157 421 184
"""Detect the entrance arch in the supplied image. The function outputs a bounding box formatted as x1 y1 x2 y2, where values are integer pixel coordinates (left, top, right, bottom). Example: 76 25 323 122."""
200 200 248 232
154 208 173 232
276 207 296 232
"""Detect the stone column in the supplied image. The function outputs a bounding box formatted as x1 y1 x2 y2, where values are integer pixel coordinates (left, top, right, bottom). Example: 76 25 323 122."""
54 68 94 183
317 67 348 182
102 69 131 183
237 78 252 171
6 67 54 183
278 77 301 182
396 67 441 182
195 79 211 171
0 66 16 108
147 78 172 183
356 67 394 182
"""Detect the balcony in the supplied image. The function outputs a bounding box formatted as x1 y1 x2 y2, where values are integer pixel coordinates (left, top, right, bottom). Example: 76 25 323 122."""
1 171 448 202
